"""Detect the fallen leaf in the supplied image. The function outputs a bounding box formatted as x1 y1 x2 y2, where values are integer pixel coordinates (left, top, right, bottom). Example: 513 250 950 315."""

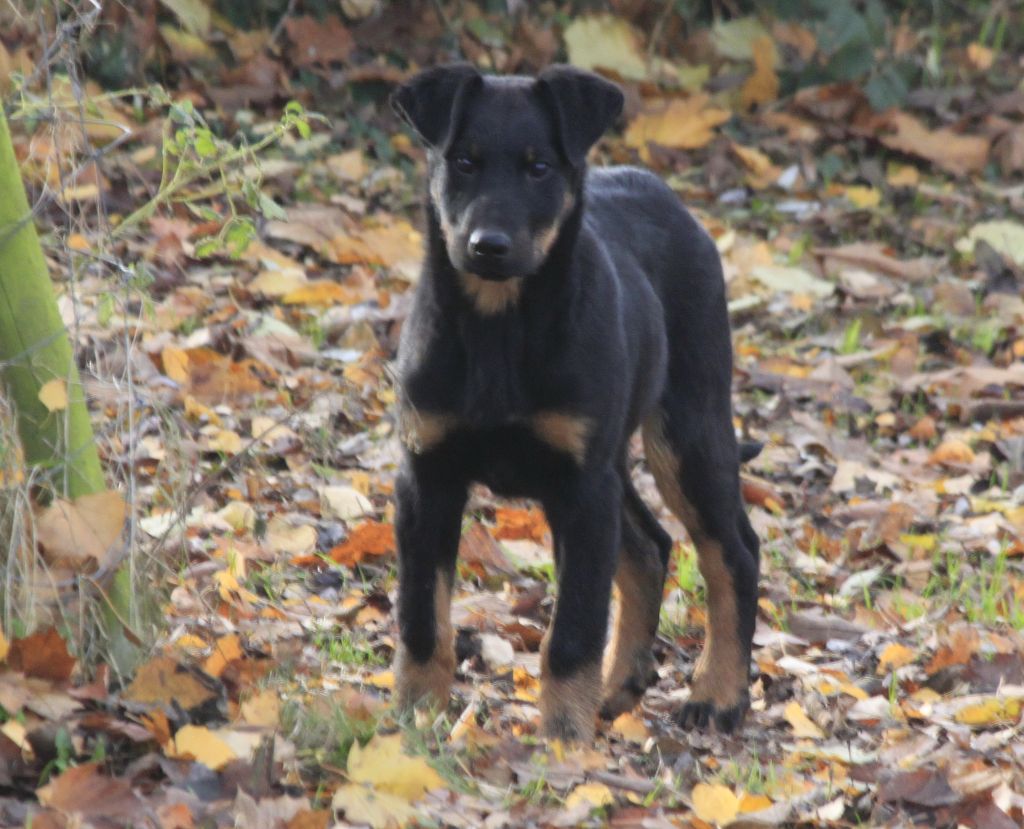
37 762 140 818
750 265 834 297
740 35 779 108
329 520 395 567
712 16 774 61
281 280 355 307
877 642 917 674
610 712 649 743
491 507 550 543
267 516 318 556
124 655 217 710
7 628 76 682
845 185 882 209
625 96 731 156
331 784 417 829
565 782 614 810
955 697 1021 727
347 733 445 801
877 768 961 807
37 379 68 412
691 782 740 825
957 220 1024 266
240 689 281 727
879 111 989 176
928 439 975 466
283 15 353 67
320 485 373 521
35 489 127 571
0 628 7 662
783 700 824 739
202 633 243 678
563 15 646 80
166 724 237 770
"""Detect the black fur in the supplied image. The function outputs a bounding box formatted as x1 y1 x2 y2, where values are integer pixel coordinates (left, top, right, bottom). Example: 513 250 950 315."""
390 64 760 737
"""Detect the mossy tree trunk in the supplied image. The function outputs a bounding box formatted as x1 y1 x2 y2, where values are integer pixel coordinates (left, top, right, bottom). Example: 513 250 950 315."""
0 106 105 498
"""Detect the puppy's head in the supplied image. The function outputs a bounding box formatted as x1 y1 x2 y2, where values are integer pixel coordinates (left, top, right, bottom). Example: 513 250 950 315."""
392 64 623 281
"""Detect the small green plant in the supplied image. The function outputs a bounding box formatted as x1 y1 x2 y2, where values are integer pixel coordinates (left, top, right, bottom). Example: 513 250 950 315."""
313 624 386 668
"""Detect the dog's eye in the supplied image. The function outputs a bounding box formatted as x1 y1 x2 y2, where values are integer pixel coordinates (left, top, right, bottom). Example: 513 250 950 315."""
452 155 476 175
527 160 551 180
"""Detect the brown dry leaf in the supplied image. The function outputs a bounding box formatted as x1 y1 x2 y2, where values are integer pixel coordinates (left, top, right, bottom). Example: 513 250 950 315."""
202 633 243 678
283 15 353 67
166 724 237 770
783 700 824 738
908 415 937 442
814 243 938 282
8 628 76 682
624 96 731 157
877 642 917 674
161 345 191 384
35 489 127 572
926 626 979 673
37 379 68 412
329 222 423 278
491 507 551 543
879 111 990 176
877 769 961 808
928 439 976 467
459 521 517 579
732 143 781 189
740 35 779 109
124 655 217 710
329 521 396 567
691 782 739 824
37 762 139 818
966 42 994 71
347 733 446 801
267 517 318 556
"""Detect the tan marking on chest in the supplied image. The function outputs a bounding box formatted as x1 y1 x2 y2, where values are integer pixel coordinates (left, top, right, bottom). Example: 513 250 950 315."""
399 409 458 454
459 272 523 315
532 412 591 464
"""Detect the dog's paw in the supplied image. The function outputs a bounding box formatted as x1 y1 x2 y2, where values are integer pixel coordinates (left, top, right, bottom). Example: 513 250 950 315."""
675 692 750 734
599 666 658 721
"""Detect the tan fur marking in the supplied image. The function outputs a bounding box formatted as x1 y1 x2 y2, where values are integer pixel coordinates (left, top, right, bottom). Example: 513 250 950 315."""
539 633 601 741
532 192 577 260
641 415 747 711
459 272 523 315
532 412 591 464
395 578 455 711
601 553 661 717
399 409 457 454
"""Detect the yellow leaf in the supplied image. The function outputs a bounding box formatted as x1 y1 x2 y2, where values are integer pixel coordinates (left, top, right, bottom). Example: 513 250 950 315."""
35 490 127 571
366 670 394 690
240 689 281 727
783 701 824 739
625 96 731 155
563 15 647 80
0 627 8 662
166 725 236 770
886 164 920 187
266 516 317 556
731 143 781 189
38 379 68 411
898 533 937 552
845 185 882 209
739 793 773 813
955 697 1022 727
207 428 243 455
347 734 446 801
967 42 994 71
512 665 540 702
162 345 190 384
610 712 649 743
566 782 614 810
739 35 779 108
281 279 352 307
331 783 417 829
215 570 262 605
249 269 307 298
877 642 917 674
202 633 243 678
691 782 740 825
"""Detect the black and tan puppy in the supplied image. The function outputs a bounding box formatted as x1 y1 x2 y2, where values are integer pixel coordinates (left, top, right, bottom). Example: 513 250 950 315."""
390 63 759 741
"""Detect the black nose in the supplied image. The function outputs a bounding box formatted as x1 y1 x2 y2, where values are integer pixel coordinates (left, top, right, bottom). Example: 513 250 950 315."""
468 228 511 259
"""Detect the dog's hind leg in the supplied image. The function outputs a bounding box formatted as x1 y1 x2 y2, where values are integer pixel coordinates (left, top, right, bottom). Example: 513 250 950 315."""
600 468 672 719
643 406 759 733
393 457 468 714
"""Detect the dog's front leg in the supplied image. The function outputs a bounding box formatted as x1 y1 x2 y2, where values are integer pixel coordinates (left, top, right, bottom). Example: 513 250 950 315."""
539 470 621 741
394 457 468 714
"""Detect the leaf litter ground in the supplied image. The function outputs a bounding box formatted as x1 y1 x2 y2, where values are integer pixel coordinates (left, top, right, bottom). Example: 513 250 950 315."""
2 5 1024 828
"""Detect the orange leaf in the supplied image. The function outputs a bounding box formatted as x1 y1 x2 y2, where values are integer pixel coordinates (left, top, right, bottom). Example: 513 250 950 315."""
740 35 779 108
329 521 396 567
490 507 550 543
8 628 76 682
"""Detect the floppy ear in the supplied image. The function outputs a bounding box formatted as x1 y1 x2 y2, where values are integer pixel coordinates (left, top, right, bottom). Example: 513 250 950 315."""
391 63 482 149
535 65 624 164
